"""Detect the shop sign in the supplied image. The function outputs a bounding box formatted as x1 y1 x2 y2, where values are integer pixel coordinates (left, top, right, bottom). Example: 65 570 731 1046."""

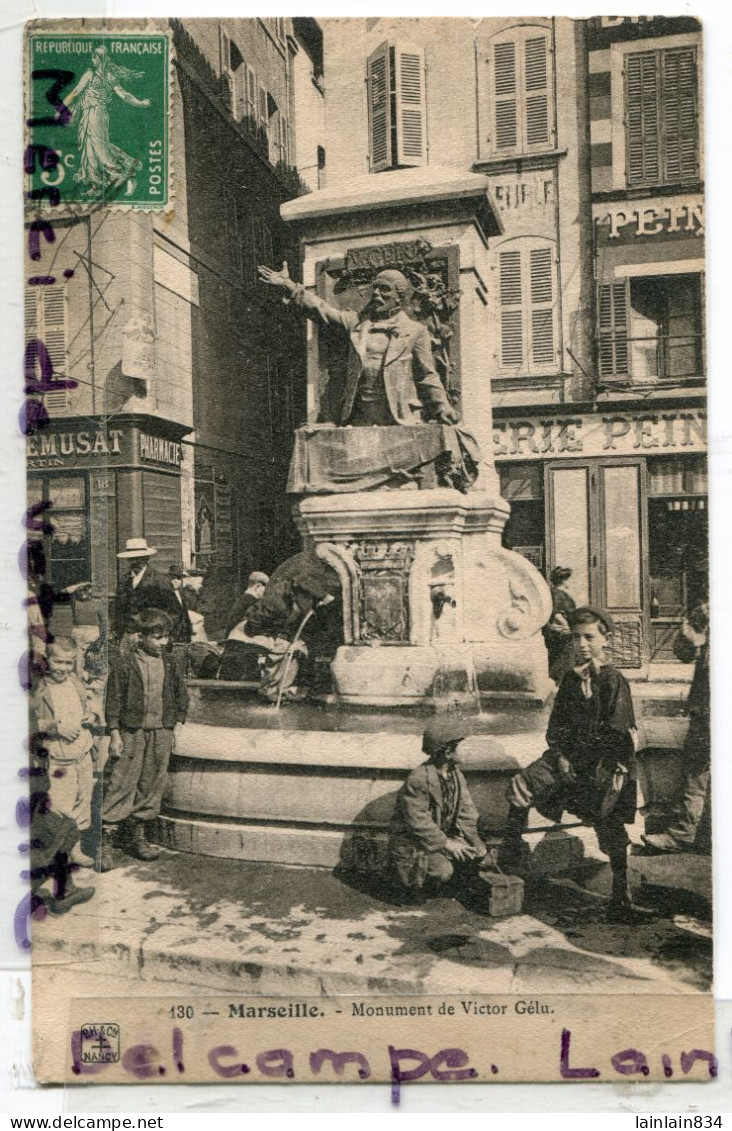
494 410 707 461
596 198 704 243
27 428 124 467
139 432 182 467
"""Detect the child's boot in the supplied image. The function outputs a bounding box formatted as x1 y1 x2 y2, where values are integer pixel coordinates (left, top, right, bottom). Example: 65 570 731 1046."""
70 840 95 868
98 826 117 872
46 880 96 915
128 822 161 861
497 804 529 873
606 849 634 923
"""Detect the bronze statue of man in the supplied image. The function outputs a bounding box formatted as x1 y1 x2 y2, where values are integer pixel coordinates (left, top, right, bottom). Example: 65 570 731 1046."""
258 261 458 428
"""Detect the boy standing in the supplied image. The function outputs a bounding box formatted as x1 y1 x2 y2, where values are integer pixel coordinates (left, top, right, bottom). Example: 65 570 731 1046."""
389 717 488 898
499 607 638 921
29 636 97 868
101 609 189 870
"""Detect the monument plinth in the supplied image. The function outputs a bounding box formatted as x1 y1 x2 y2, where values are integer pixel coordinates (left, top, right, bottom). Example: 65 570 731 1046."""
282 166 552 708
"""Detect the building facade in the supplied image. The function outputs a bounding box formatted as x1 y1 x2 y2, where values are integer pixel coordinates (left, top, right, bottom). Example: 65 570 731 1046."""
25 18 315 636
317 14 706 667
497 15 705 666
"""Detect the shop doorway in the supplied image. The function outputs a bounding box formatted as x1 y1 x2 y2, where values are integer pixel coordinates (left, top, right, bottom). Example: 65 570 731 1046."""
545 458 648 667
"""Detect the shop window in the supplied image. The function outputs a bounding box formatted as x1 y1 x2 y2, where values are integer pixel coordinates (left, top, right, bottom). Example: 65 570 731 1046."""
25 285 69 415
367 42 427 172
647 455 708 660
624 47 699 189
598 274 703 383
499 462 545 570
27 474 90 590
497 237 558 373
480 26 556 159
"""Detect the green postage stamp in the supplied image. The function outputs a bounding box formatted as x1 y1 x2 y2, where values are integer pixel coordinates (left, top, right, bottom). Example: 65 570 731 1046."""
26 30 170 208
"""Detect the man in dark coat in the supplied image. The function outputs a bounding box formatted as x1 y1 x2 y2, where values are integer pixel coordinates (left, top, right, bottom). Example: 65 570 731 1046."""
166 563 193 645
389 717 488 897
112 538 181 641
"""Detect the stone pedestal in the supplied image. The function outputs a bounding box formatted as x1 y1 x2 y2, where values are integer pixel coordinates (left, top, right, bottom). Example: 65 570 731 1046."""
296 486 552 708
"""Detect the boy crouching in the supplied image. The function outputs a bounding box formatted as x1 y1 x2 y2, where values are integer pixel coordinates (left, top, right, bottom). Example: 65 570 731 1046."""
101 608 189 870
499 607 638 921
389 717 488 898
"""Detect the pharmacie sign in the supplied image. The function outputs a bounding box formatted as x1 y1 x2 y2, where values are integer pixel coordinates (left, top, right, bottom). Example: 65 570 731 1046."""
493 409 706 460
27 418 186 470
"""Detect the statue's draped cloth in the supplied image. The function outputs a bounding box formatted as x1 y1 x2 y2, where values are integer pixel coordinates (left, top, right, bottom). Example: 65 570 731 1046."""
287 423 480 495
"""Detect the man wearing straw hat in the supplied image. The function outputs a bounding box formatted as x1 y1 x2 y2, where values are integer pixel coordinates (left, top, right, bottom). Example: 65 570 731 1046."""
113 537 180 642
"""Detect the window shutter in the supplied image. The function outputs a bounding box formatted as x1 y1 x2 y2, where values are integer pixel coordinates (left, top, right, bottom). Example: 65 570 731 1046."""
524 35 550 147
499 250 524 368
394 45 426 166
529 246 555 365
367 42 392 172
258 84 268 132
24 288 37 337
598 282 629 378
625 51 660 186
246 67 257 130
493 41 518 151
42 286 66 376
662 48 698 183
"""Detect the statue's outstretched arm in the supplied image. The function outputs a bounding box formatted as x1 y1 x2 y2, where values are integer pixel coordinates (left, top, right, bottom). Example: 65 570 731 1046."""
258 261 356 333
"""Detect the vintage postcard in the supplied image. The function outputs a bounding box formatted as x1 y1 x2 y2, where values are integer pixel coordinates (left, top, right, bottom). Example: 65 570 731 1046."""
23 15 714 1087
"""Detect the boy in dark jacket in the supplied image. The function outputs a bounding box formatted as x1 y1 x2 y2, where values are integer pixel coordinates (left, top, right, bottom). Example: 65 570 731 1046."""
499 607 638 921
100 609 188 870
389 717 487 897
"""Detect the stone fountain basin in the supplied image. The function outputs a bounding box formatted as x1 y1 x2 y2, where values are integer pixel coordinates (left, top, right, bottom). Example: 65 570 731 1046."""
155 682 688 869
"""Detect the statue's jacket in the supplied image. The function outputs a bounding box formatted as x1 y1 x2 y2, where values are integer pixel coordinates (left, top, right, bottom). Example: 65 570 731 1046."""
287 284 452 426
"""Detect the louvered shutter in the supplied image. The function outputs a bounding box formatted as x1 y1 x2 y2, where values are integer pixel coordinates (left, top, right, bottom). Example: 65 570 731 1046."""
499 250 524 368
493 41 518 151
394 45 426 166
625 51 660 186
662 48 698 184
42 287 66 376
367 42 392 172
529 246 555 365
246 67 257 131
258 85 268 132
25 288 37 339
598 283 629 378
524 35 551 148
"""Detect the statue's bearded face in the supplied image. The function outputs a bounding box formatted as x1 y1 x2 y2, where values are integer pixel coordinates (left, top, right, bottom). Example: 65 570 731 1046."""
371 275 402 317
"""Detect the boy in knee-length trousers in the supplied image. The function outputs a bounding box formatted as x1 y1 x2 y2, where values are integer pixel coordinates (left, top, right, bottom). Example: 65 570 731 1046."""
101 608 188 870
499 607 638 921
29 635 98 869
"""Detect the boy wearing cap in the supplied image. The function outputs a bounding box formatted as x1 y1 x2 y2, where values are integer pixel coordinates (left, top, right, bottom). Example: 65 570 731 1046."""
389 717 487 898
500 607 638 921
100 608 189 869
224 571 269 638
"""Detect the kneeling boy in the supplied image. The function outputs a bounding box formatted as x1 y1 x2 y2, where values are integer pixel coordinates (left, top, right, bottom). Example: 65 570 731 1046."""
500 607 638 920
389 717 487 897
